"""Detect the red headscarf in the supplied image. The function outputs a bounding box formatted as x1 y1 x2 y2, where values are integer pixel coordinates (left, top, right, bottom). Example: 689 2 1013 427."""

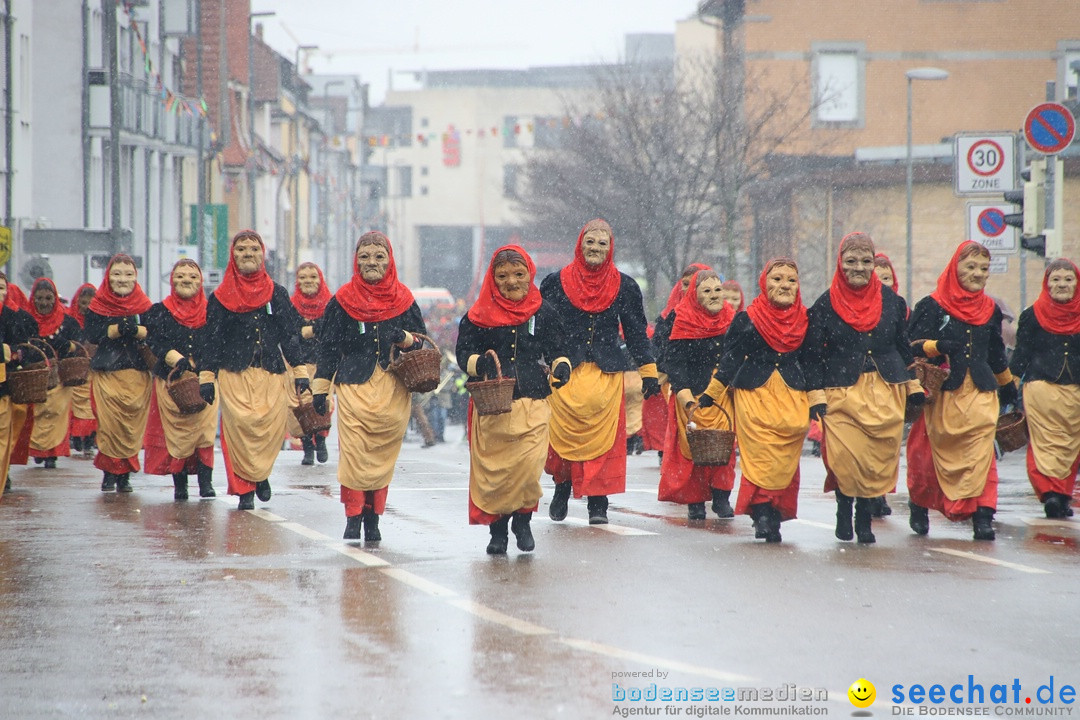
559 219 621 313
335 231 416 322
67 283 96 328
874 253 900 294
930 241 995 325
1033 259 1080 335
4 280 28 311
660 263 711 319
28 278 68 337
829 232 882 333
162 260 208 329
212 230 275 313
670 271 735 340
291 262 332 321
87 254 153 318
722 280 745 312
467 244 543 328
745 258 808 353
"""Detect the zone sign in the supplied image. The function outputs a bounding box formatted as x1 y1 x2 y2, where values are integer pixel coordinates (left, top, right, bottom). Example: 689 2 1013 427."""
954 133 1017 196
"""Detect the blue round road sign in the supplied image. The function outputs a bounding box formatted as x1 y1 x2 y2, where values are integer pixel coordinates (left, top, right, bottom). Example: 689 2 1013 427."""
1024 102 1076 155
977 208 1006 237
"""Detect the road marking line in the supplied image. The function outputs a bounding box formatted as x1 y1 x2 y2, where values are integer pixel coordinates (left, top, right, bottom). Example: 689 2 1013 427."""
248 509 286 522
1021 517 1077 530
554 517 657 535
445 598 554 636
557 638 757 683
378 567 457 597
278 522 332 542
331 544 391 567
929 547 1050 575
792 519 834 531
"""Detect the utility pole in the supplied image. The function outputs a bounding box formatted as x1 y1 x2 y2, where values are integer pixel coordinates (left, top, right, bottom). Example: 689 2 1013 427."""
248 11 275 235
105 0 123 253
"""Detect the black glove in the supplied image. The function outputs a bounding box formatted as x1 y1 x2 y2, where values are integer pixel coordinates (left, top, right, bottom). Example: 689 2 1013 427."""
174 356 194 374
933 339 961 357
119 317 139 338
475 353 498 379
312 393 328 416
387 327 408 344
641 377 661 399
697 393 715 408
551 362 571 389
906 391 926 409
295 378 310 396
998 381 1019 408
809 403 827 422
199 382 215 405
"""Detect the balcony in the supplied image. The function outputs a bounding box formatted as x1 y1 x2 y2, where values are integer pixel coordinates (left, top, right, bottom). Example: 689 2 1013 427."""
88 71 208 150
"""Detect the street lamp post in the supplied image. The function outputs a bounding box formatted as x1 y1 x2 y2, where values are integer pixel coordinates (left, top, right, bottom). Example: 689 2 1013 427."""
291 44 319 276
321 80 345 276
905 67 949 302
247 11 275 236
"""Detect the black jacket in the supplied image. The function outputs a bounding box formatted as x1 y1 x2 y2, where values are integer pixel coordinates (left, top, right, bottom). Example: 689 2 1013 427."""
652 312 675 374
315 299 427 385
666 323 727 396
203 285 305 375
538 271 654 372
1 306 33 398
456 302 569 400
32 315 82 361
804 286 915 388
144 302 210 381
84 309 153 373
715 311 816 391
1009 307 1080 385
908 296 1008 392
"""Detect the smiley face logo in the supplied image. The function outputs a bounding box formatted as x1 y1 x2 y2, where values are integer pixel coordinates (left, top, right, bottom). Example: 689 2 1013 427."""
848 678 876 708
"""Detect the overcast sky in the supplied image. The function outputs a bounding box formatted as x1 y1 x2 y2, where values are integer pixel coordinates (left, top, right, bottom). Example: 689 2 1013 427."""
251 0 699 104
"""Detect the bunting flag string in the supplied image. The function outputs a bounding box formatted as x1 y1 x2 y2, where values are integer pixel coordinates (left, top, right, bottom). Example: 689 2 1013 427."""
363 112 606 148
120 1 209 119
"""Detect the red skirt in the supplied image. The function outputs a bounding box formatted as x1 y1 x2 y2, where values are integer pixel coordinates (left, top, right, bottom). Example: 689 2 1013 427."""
640 393 668 451
340 485 388 517
544 395 627 497
658 395 735 504
1027 445 1080 501
733 471 800 521
906 416 998 521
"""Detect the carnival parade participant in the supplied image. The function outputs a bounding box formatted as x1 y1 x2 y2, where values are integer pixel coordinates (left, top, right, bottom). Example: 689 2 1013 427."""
540 219 658 525
66 283 98 456
660 269 737 521
705 258 820 543
0 273 32 499
456 245 570 554
4 280 36 480
720 280 745 314
1008 258 1080 519
805 233 922 544
144 259 218 500
203 231 308 511
27 278 81 469
868 252 905 518
906 241 1015 540
288 262 333 465
314 232 426 541
83 254 155 492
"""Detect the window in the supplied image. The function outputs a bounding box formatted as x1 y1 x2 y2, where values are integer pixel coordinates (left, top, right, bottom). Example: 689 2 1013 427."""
533 116 566 149
503 165 519 198
1060 42 1080 99
397 166 412 198
812 44 864 127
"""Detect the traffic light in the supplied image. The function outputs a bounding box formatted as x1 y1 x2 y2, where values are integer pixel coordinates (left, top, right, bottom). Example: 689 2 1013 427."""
1004 158 1046 256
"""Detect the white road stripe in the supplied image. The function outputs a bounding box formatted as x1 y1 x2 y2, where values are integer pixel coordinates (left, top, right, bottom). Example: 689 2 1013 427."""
1020 517 1077 530
557 637 757 683
330 544 391 567
792 519 834 531
554 517 658 535
929 547 1050 575
378 567 458 597
445 598 554 636
278 522 332 542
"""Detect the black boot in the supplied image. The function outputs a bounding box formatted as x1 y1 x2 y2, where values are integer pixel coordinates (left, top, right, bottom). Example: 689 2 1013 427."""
1044 492 1069 519
362 508 382 542
84 432 97 457
711 488 734 518
835 491 854 541
255 480 272 502
854 497 876 544
71 436 83 452
972 506 996 541
764 505 782 543
196 463 216 498
486 516 509 555
115 473 133 493
343 514 362 540
300 436 315 466
43 457 57 469
172 472 189 501
100 472 116 492
750 503 770 539
909 502 930 536
4 476 9 492
314 434 328 463
510 512 535 552
549 481 571 522
238 492 255 510
872 495 892 517
587 495 609 525
687 502 707 521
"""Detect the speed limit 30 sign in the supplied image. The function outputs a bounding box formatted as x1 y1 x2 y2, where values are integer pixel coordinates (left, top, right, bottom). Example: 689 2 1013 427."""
954 133 1017 196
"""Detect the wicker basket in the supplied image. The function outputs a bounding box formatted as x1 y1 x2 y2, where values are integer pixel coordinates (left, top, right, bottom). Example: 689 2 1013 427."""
9 343 51 404
465 349 516 416
59 342 91 387
995 410 1029 454
389 332 442 393
686 404 736 467
167 364 208 415
27 339 60 390
293 393 333 435
909 355 949 402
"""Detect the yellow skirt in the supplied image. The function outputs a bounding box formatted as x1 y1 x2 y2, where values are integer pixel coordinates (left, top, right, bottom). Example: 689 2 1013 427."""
0 396 12 500
30 384 74 452
548 362 622 461
623 371 644 435
335 365 411 492
734 370 809 490
1023 380 1080 479
674 384 734 460
154 376 218 459
218 367 289 483
71 382 94 420
924 372 997 500
90 369 152 460
823 372 909 497
469 397 548 515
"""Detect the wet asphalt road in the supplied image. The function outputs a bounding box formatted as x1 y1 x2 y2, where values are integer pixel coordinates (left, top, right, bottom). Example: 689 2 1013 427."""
1 425 1078 719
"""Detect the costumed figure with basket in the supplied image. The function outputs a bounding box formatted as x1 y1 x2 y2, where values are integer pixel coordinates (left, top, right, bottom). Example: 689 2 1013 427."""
0 273 33 500
313 232 427 541
27 278 83 469
3 279 37 488
66 283 98 456
287 262 333 466
456 245 570 555
659 269 738 522
805 233 922 545
143 259 218 500
705 258 819 543
1009 258 1080 519
203 231 309 511
539 219 659 525
906 241 1016 541
867 252 906 518
82 254 155 493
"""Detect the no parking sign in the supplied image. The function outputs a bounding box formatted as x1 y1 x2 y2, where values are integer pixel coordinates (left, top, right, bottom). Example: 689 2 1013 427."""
968 203 1018 255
